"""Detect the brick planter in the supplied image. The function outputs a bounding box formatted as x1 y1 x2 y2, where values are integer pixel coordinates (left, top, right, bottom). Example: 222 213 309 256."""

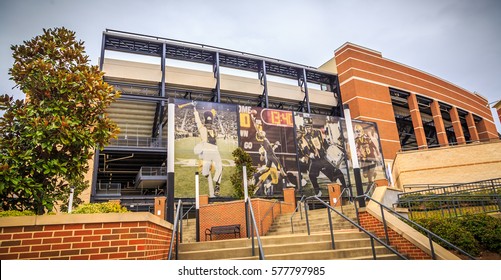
0 212 173 260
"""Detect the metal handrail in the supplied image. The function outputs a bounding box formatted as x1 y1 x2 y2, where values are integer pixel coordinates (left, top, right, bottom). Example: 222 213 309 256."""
260 200 281 236
401 178 501 197
303 195 407 260
182 204 195 226
333 187 352 215
168 199 183 260
290 195 306 234
355 194 476 260
246 198 265 260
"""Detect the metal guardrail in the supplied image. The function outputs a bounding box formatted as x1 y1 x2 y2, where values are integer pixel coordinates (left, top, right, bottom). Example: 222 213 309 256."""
398 178 501 219
401 178 501 197
96 183 121 196
355 195 476 260
108 136 167 148
168 199 183 260
246 198 265 260
333 187 352 214
139 166 167 176
260 200 281 236
303 196 407 260
290 195 306 234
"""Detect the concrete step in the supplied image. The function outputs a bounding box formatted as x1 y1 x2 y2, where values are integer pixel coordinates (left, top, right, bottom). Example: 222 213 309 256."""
230 246 397 260
179 231 363 252
273 213 357 225
177 230 398 260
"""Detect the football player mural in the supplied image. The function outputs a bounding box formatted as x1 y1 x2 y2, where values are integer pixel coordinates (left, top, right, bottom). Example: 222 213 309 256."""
238 106 298 197
342 120 385 192
170 98 385 199
173 99 238 198
294 113 348 197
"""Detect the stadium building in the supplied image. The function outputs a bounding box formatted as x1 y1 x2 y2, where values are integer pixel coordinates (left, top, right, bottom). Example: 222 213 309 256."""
89 29 499 214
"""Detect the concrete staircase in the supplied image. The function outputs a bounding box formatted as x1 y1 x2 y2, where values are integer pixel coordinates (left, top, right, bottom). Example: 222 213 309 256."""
266 206 358 236
176 205 400 260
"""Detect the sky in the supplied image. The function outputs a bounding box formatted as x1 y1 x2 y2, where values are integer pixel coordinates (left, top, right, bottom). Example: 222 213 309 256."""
0 0 500 132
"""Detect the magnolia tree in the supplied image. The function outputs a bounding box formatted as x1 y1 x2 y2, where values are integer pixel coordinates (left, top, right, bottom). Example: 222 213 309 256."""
0 27 120 213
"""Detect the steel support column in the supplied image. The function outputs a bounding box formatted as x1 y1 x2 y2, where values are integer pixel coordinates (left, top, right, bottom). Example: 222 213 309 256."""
99 33 106 71
91 149 100 202
213 52 221 103
258 60 269 108
299 68 311 113
331 76 344 117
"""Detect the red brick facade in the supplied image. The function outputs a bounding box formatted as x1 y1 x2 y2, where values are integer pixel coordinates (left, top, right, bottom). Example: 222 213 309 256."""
0 213 173 260
334 43 499 160
358 211 430 259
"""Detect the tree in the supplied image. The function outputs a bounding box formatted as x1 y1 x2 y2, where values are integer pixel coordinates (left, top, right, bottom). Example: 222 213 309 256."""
0 27 120 213
230 147 257 199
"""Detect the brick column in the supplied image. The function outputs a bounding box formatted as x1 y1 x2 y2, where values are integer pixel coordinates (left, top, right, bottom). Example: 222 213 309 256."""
328 183 342 207
407 93 427 149
450 107 465 144
465 113 480 142
282 188 296 213
199 195 209 206
154 197 166 219
430 100 448 147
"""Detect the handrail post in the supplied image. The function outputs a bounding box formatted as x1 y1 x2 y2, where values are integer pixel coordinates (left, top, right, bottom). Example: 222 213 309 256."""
180 201 183 243
304 200 310 235
380 204 390 246
370 237 376 260
428 232 436 260
250 200 255 256
327 208 335 249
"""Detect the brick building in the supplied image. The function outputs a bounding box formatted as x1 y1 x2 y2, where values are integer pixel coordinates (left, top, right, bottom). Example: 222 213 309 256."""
87 30 499 213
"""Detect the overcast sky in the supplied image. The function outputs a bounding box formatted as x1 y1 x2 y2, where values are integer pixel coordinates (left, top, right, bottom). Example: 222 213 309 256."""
1 0 500 132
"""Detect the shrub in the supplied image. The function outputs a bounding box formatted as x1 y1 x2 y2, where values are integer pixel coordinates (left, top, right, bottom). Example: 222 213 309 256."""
415 214 501 256
71 202 128 214
0 210 36 217
458 214 501 254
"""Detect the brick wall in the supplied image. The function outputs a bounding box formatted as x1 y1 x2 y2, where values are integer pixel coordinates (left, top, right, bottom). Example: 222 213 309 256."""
0 212 173 260
199 199 281 241
358 211 430 260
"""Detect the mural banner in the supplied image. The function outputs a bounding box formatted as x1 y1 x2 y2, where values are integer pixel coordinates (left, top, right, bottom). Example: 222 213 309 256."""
294 113 349 197
171 98 386 199
173 99 238 198
238 106 298 197
341 120 385 193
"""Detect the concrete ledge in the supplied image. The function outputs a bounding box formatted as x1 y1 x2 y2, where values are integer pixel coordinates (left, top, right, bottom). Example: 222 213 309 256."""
0 212 173 230
367 187 460 260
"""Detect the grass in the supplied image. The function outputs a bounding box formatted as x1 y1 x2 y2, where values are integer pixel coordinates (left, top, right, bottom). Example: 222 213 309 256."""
174 137 237 198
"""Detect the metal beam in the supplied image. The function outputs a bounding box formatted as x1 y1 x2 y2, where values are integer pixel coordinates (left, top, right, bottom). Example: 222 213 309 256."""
258 60 269 108
99 33 106 71
213 52 221 103
299 68 310 113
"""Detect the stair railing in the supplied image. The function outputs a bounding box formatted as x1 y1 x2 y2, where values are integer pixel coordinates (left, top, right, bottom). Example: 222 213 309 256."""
303 195 407 260
246 197 265 260
290 195 306 234
179 204 194 243
168 199 183 260
333 187 353 214
354 194 476 260
260 200 281 236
